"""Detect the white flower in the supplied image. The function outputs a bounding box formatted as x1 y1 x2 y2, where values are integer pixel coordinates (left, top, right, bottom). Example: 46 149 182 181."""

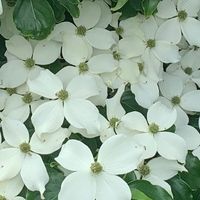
136 157 187 195
156 0 200 46
119 101 187 162
0 118 50 199
0 175 24 200
0 35 61 88
28 69 100 136
0 0 3 15
55 135 145 200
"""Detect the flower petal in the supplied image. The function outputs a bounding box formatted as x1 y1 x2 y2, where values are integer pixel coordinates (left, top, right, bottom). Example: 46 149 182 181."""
58 172 96 200
21 153 49 199
55 139 94 171
0 60 28 88
6 35 32 60
30 128 69 155
31 100 64 135
73 0 101 29
33 40 61 65
64 99 100 134
28 69 63 99
1 118 29 147
147 102 177 131
0 148 23 181
96 172 131 200
86 28 115 50
155 132 187 163
98 135 144 174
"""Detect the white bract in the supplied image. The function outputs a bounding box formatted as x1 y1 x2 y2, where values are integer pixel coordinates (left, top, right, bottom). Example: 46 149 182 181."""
55 135 145 200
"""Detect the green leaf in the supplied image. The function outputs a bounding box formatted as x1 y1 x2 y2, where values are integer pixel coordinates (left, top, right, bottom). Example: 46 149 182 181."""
181 152 200 190
58 0 80 18
111 0 128 11
142 0 160 17
129 180 173 200
13 0 55 40
133 189 152 200
167 176 193 200
47 0 66 23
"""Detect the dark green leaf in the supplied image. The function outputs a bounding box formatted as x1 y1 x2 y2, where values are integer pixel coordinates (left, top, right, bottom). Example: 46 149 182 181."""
47 0 66 23
58 0 80 18
167 176 193 200
13 0 55 40
129 180 173 200
181 152 200 190
111 0 128 11
142 0 160 17
132 189 152 200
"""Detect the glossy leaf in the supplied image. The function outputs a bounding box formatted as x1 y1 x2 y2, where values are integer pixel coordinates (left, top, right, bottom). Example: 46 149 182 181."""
58 0 80 18
142 0 160 17
129 180 173 200
132 189 152 200
167 176 193 200
13 0 55 40
111 0 128 11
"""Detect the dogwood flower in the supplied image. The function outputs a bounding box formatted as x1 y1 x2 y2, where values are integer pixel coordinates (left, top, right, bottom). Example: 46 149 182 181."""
156 0 200 46
136 157 187 195
55 135 145 200
0 118 49 198
28 69 100 136
0 175 24 200
0 35 61 88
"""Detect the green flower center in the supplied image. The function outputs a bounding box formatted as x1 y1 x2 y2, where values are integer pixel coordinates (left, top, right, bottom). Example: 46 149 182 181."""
79 62 89 73
171 96 181 105
178 10 188 21
76 26 87 36
147 39 156 48
6 87 16 95
138 164 150 177
20 143 31 153
25 58 35 68
115 27 124 35
184 67 193 75
22 93 33 104
113 51 121 61
109 117 120 128
56 90 69 101
138 63 144 72
149 123 159 134
90 162 103 174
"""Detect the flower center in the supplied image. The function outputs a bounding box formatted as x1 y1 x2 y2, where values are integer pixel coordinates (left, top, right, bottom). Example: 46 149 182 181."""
138 164 150 177
76 26 87 36
109 117 120 128
90 162 103 174
79 62 89 73
20 142 31 153
56 90 69 101
178 10 188 21
113 51 121 61
22 93 33 104
25 58 35 68
6 87 16 95
171 96 181 105
147 39 156 48
184 67 193 75
149 123 159 134
115 27 124 35
138 63 144 72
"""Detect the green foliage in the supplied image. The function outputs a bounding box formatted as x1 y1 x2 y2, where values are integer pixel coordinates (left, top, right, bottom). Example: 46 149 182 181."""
132 189 152 200
142 0 160 17
13 0 55 40
58 0 80 18
111 0 128 11
167 176 193 200
129 180 173 200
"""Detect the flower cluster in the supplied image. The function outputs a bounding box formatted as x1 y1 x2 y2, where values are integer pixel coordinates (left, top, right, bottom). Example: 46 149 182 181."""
0 0 200 199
